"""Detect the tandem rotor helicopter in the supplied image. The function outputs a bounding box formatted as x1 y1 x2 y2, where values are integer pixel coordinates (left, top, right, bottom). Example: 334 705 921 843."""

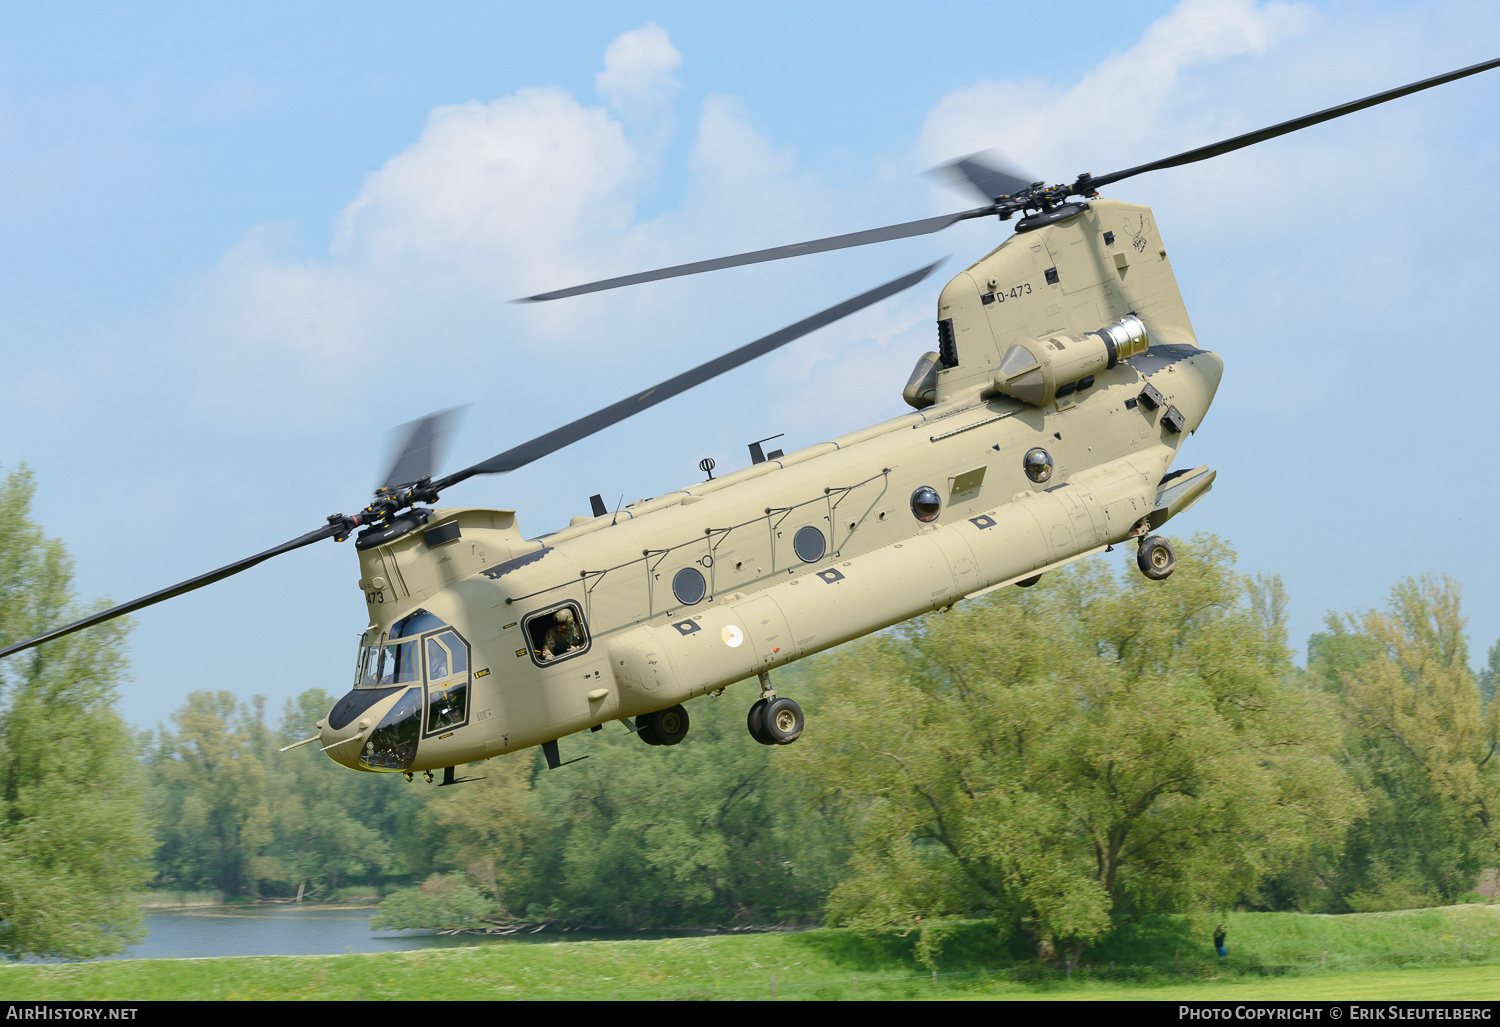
4 58 1497 784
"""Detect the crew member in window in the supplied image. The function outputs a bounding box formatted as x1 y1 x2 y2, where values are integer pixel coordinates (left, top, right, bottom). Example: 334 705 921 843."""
541 608 584 660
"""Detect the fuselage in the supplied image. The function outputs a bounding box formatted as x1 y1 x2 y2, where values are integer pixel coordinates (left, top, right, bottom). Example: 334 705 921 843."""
318 198 1224 773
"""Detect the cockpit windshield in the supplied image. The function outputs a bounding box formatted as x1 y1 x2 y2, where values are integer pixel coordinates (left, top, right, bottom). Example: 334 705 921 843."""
354 610 448 689
342 610 473 760
356 641 421 688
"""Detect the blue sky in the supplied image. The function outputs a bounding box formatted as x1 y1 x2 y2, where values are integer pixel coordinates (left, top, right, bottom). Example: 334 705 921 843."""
2 1 1497 727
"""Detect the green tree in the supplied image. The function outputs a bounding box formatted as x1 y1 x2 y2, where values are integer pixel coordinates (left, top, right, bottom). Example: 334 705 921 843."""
1308 576 1500 910
420 753 535 914
1477 638 1500 707
803 536 1358 965
0 467 151 957
371 873 495 931
397 691 846 929
266 689 398 898
146 691 273 896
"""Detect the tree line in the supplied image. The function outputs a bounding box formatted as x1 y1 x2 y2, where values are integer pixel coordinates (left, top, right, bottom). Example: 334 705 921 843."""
1 466 1498 961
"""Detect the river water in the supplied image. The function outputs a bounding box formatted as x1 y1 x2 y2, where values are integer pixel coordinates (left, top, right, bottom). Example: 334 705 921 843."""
117 905 473 959
116 905 701 960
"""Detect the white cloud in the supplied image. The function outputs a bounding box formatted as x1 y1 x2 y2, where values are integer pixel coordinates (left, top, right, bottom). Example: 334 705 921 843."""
917 0 1312 176
595 22 682 122
335 86 637 281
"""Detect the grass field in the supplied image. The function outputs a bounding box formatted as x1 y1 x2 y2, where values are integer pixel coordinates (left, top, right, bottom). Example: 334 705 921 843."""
1 905 1496 1001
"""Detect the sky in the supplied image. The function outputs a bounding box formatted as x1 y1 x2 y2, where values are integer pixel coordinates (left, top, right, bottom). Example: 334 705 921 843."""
2 1 1498 728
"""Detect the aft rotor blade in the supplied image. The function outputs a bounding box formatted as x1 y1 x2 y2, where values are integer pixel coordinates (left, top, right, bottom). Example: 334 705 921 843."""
516 211 987 302
0 522 343 660
1087 56 1500 191
933 151 1035 203
378 407 461 491
442 260 943 487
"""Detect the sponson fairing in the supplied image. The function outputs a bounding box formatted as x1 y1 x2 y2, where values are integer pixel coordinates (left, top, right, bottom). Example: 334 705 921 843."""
319 199 1224 773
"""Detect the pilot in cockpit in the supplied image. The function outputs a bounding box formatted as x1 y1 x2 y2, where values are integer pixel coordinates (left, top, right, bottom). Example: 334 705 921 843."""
540 608 584 661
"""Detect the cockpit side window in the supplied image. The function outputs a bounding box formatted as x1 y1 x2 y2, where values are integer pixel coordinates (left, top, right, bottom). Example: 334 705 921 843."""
426 636 450 680
424 628 472 736
523 602 590 666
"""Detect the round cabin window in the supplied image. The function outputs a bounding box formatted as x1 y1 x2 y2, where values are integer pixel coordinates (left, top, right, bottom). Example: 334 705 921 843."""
911 486 941 523
1023 447 1053 484
793 525 826 563
672 566 707 605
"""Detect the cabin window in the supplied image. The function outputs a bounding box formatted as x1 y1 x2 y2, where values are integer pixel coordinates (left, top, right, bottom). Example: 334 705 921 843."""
911 486 942 523
672 567 707 605
793 526 826 563
1023 447 1054 484
524 603 591 666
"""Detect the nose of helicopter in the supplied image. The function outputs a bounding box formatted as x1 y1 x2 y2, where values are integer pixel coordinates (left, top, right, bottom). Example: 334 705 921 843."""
319 686 421 771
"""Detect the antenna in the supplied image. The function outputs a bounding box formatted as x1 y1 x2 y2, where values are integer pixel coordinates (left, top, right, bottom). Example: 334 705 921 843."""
699 457 716 480
748 433 785 465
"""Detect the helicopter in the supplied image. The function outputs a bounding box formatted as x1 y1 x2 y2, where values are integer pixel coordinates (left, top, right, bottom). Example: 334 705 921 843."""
2 57 1496 784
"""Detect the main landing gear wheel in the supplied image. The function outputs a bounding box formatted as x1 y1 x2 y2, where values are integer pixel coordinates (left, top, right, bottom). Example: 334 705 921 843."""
751 696 804 745
1137 535 1177 580
747 698 775 745
637 705 690 746
764 696 804 744
1015 574 1041 588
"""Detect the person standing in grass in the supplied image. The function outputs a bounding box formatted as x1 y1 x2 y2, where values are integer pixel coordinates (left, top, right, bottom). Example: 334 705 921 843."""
1214 925 1228 957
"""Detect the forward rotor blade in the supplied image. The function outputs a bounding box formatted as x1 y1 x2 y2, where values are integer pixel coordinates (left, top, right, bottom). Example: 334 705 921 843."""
0 522 343 660
516 211 988 303
442 260 943 488
1088 56 1500 191
378 407 461 491
932 151 1035 203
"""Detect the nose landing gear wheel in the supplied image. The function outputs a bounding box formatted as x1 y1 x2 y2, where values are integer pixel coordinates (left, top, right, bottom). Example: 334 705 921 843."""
1137 535 1177 580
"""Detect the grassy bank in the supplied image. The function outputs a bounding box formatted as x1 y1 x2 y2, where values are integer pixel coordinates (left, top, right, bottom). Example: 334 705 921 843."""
1 906 1496 1001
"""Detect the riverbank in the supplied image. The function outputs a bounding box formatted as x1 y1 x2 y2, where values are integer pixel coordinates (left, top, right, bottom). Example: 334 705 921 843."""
1 906 1497 1000
134 891 383 909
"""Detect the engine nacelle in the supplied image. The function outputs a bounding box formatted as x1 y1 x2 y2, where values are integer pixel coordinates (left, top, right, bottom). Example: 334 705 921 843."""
989 314 1150 407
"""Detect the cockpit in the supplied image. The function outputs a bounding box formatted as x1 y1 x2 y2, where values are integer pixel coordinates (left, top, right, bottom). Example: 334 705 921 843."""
332 609 473 772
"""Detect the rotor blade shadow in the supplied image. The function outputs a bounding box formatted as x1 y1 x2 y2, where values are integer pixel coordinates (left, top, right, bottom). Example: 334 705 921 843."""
444 260 945 488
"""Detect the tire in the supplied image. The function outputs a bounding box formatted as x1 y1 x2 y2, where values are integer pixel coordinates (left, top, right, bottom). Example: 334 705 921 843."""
653 704 690 746
1137 535 1176 580
746 699 775 745
762 697 804 745
1015 574 1041 588
635 711 661 745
